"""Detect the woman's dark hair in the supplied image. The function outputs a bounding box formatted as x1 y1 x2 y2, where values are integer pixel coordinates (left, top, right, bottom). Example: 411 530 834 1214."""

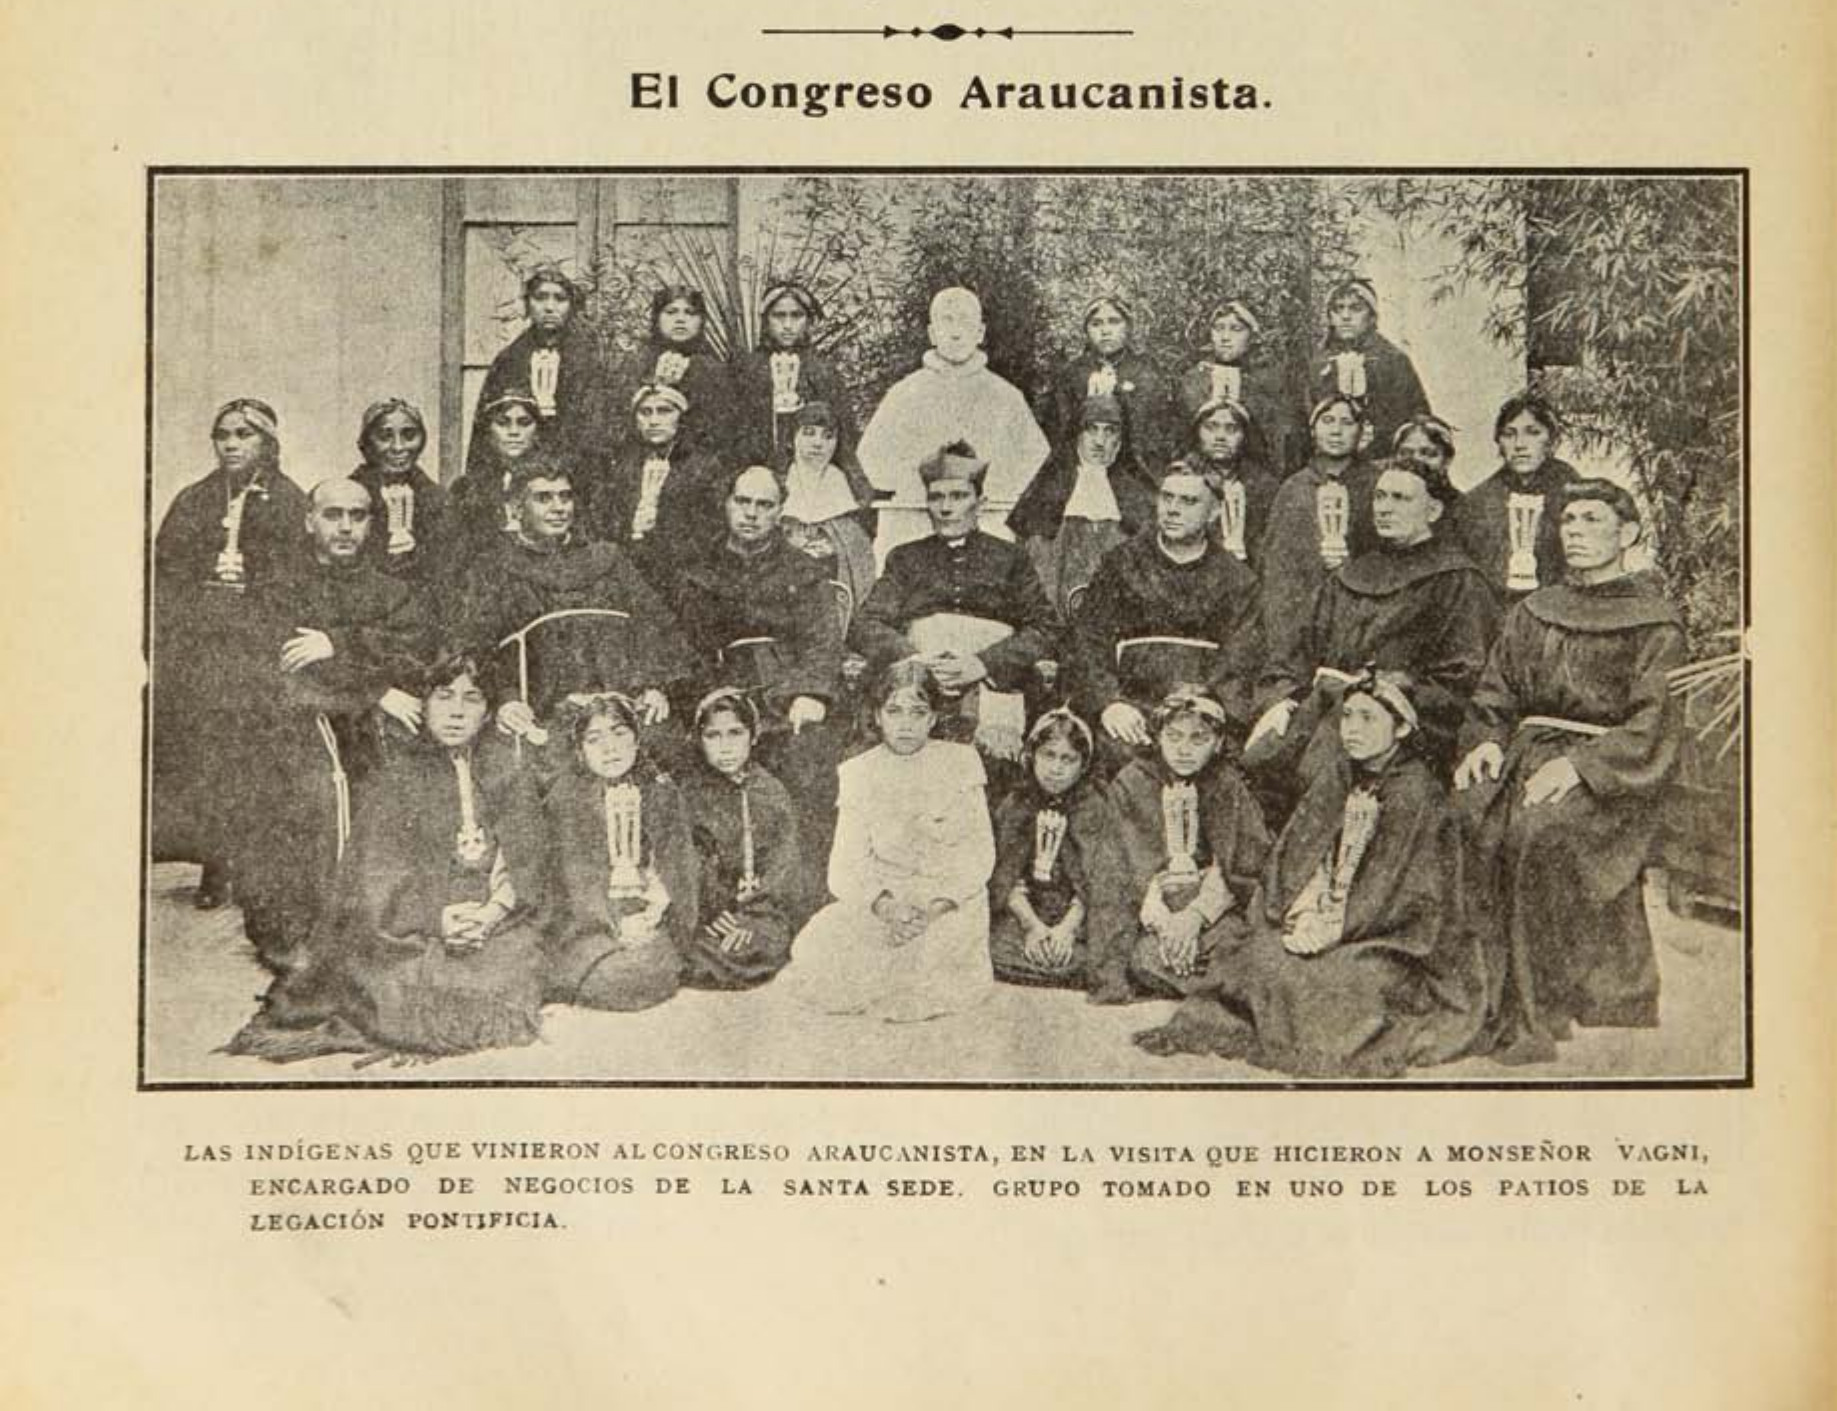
1309 393 1366 435
1390 415 1456 465
420 653 484 698
1024 709 1095 769
211 398 282 473
650 284 709 339
564 693 645 751
523 266 580 305
694 686 760 738
869 658 946 715
357 398 427 463
1493 392 1563 443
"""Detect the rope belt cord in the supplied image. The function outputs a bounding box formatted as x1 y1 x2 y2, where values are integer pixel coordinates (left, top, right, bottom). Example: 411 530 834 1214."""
1517 714 1610 738
314 713 352 861
1116 635 1220 667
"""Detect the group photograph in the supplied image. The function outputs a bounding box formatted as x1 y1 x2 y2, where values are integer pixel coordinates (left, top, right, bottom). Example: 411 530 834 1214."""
141 170 1748 1086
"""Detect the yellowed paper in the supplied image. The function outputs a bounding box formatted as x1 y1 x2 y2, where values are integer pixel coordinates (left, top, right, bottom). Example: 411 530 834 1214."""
3 1 1834 1406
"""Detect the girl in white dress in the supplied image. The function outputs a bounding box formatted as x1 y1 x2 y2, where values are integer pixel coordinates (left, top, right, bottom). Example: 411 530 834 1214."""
780 660 996 1022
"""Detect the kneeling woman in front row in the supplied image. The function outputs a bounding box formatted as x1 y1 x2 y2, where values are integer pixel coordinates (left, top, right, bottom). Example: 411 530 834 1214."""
542 693 696 1012
988 707 1116 992
778 659 995 1023
678 687 807 990
227 656 548 1062
1134 670 1484 1078
1088 685 1271 1006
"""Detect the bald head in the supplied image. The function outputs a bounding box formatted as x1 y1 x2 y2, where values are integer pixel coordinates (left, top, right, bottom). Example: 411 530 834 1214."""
726 464 784 551
928 287 985 365
306 477 372 564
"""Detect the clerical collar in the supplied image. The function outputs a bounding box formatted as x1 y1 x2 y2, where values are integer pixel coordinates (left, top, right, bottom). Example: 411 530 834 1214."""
941 534 971 549
1155 533 1209 565
514 528 571 554
726 534 776 559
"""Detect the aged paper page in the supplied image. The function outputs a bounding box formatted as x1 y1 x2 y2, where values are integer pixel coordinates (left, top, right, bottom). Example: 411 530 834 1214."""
2 0 1833 1406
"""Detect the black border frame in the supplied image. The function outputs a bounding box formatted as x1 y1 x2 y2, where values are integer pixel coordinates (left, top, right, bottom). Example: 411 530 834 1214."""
139 164 1753 1093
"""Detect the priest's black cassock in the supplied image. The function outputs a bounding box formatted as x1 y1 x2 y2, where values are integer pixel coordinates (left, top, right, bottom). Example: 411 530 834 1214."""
1457 573 1686 1059
235 554 437 965
1071 531 1267 741
1252 534 1498 796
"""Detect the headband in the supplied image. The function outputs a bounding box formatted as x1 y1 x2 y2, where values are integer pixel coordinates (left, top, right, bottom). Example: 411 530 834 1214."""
631 383 691 414
1330 278 1380 314
1391 414 1458 456
761 282 821 321
481 388 540 420
215 398 278 440
1309 393 1366 428
1192 395 1253 431
357 397 425 454
1154 687 1230 732
693 686 761 736
1083 295 1134 326
1026 705 1095 759
1346 667 1420 733
1210 300 1261 335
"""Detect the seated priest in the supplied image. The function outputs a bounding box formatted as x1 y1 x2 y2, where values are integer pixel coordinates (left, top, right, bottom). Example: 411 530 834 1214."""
1071 458 1266 774
851 441 1063 765
457 454 694 766
1245 458 1497 819
1454 479 1687 1066
676 464 847 868
235 478 438 970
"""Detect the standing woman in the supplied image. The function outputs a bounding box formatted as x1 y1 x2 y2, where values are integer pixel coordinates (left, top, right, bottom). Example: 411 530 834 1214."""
1182 396 1280 568
466 265 604 477
1447 394 1579 601
610 284 735 458
1257 394 1381 673
1043 295 1177 468
733 281 878 504
348 398 449 588
1007 393 1157 616
151 398 310 907
1177 299 1298 472
1307 277 1431 458
447 387 544 566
